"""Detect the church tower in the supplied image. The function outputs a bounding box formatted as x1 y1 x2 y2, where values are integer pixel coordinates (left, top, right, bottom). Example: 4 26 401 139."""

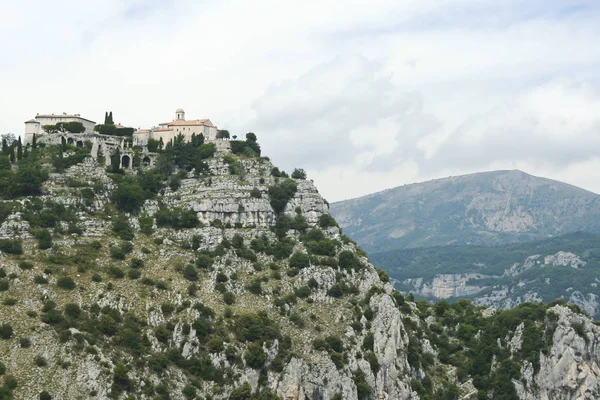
175 108 185 121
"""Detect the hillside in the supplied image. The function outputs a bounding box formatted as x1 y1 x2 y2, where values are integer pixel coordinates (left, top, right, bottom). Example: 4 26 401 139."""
1 140 600 399
330 170 600 253
370 232 600 318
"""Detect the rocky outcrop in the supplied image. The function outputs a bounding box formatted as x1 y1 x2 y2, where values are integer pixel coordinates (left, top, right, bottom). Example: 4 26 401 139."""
515 306 600 399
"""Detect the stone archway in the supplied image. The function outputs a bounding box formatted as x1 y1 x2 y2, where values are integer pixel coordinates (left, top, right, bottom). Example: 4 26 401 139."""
76 140 84 148
121 155 131 169
67 138 74 145
142 156 151 167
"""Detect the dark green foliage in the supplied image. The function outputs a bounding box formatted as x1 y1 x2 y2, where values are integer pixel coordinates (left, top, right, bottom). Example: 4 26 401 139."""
95 124 134 136
354 369 372 400
339 250 361 270
155 207 199 229
108 266 125 278
234 312 281 343
196 253 214 269
318 214 338 228
289 252 310 269
0 324 13 339
229 382 252 400
0 361 4 375
246 279 262 295
244 343 266 368
112 214 135 240
183 265 198 281
250 188 262 198
268 179 297 214
56 276 76 290
112 363 133 394
290 214 309 233
139 213 154 235
291 168 306 179
111 180 146 213
147 138 160 152
39 390 52 400
223 292 236 305
0 239 23 255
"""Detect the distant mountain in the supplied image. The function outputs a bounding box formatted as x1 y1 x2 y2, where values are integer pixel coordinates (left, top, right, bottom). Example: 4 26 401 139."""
369 231 600 318
331 170 600 253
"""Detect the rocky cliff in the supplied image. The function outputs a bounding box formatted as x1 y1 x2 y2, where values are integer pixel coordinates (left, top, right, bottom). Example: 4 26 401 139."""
1 146 600 399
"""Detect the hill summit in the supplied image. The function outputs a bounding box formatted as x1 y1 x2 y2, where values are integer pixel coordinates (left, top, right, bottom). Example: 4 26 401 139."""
331 170 600 253
1 138 600 399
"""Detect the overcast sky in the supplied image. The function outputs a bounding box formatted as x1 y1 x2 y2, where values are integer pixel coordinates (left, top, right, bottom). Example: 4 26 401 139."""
1 0 600 202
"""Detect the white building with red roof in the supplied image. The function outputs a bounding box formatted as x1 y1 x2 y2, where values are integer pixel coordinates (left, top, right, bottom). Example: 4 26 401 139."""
135 109 218 145
24 113 96 144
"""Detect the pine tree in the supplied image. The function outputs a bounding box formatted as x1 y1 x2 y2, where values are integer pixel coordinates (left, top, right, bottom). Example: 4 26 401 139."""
9 147 15 163
111 148 121 172
32 133 37 150
61 137 67 151
1 139 7 155
16 137 22 161
23 147 29 159
104 112 109 124
108 112 114 125
159 137 164 151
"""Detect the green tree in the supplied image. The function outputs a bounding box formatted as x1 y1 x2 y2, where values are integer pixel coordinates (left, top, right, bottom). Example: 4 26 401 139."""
16 137 22 161
291 168 306 179
216 130 230 139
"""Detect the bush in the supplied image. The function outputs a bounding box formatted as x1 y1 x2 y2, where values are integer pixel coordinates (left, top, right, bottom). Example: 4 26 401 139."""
0 279 9 291
268 179 297 214
0 323 13 339
250 188 262 198
33 229 53 249
0 361 4 375
138 213 154 235
33 355 48 367
246 279 262 295
196 254 214 269
289 252 310 269
0 239 23 255
112 214 134 241
291 168 307 179
223 292 236 305
108 266 125 278
244 343 266 368
183 265 198 281
318 214 338 228
39 391 52 400
56 276 76 290
155 207 199 229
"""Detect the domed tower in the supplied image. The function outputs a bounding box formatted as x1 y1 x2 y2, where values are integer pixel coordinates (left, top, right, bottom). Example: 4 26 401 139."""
175 108 185 121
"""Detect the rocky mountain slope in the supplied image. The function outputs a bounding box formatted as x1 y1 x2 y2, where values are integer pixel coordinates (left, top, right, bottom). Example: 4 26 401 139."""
330 170 600 253
371 232 600 318
1 142 600 399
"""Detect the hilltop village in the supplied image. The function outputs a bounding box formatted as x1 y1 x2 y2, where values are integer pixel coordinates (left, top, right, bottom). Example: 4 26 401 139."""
23 109 225 170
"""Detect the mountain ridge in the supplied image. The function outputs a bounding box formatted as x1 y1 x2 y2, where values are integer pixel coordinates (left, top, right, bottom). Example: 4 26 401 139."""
331 169 600 253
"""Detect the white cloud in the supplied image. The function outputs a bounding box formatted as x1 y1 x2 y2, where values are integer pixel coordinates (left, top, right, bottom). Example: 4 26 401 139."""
1 0 600 201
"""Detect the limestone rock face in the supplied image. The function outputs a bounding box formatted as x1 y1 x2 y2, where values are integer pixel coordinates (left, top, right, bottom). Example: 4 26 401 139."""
515 306 600 399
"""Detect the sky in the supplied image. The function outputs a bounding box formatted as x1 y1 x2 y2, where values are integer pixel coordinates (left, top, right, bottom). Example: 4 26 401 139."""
1 0 600 202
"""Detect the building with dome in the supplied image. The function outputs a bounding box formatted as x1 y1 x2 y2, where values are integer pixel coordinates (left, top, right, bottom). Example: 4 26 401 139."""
134 109 218 145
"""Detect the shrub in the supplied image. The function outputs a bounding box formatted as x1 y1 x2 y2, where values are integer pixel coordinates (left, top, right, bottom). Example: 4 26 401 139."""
127 269 141 280
318 214 338 228
138 213 154 235
268 179 297 214
183 265 198 281
20 337 31 348
196 254 214 269
19 261 34 270
0 239 23 255
250 188 262 198
39 391 52 400
112 214 134 241
108 266 125 279
223 292 236 305
0 279 9 291
291 168 307 179
33 355 48 367
289 252 310 269
246 279 262 295
0 361 5 375
56 276 76 290
0 324 13 339
244 343 266 368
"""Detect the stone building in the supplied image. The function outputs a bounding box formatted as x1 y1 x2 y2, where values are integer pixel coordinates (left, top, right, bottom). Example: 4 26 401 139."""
134 109 218 145
24 113 96 144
